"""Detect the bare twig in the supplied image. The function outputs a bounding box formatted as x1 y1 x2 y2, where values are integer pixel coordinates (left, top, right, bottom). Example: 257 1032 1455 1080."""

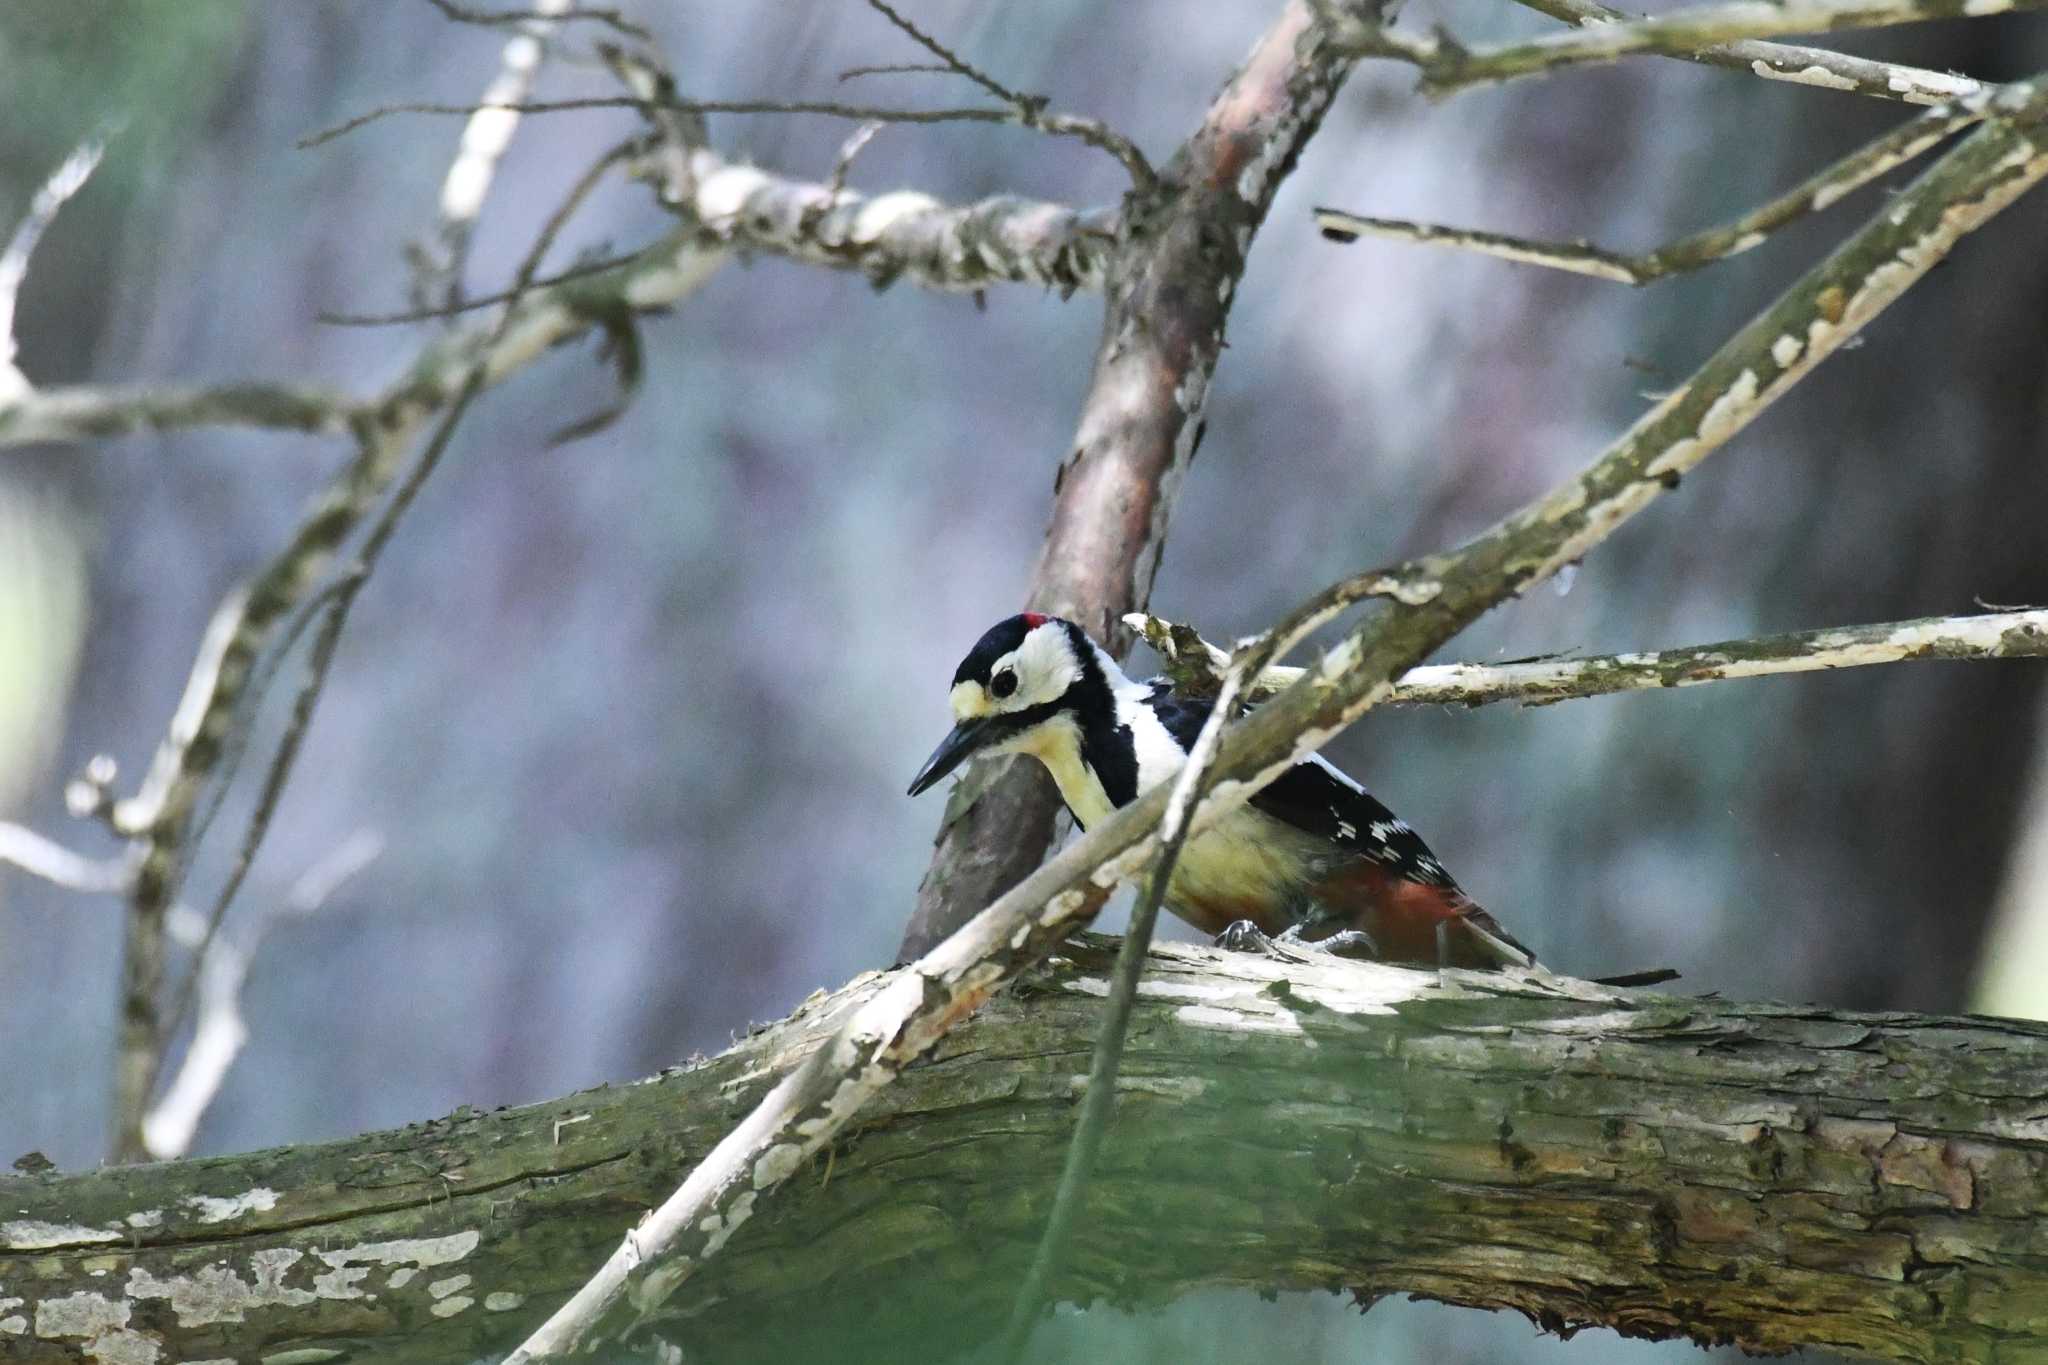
1128 608 2048 706
319 251 641 325
419 0 578 310
306 82 1155 187
838 61 956 82
183 576 358 872
302 96 1031 151
1507 0 1990 104
864 0 1028 105
1314 89 1991 283
0 134 110 403
826 121 884 200
109 590 250 1159
595 45 707 204
0 821 134 895
862 0 1155 188
507 79 2048 1358
153 578 362 1088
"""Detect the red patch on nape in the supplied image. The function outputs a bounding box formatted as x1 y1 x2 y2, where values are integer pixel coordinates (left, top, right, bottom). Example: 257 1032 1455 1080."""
1020 612 1051 629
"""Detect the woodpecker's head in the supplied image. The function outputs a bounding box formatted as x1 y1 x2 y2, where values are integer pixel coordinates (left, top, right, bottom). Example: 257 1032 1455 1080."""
906 613 1108 797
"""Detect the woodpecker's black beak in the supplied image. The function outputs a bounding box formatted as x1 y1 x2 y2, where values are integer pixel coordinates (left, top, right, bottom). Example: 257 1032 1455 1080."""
907 716 1000 797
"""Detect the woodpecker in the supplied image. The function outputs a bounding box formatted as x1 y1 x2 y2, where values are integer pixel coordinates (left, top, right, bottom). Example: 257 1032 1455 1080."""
907 612 1537 971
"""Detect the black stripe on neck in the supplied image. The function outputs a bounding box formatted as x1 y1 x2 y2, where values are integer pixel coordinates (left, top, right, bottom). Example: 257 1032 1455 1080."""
1061 622 1140 809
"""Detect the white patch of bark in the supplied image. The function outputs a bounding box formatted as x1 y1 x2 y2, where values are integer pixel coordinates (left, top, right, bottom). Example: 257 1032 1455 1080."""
428 1274 471 1299
33 1290 158 1365
1754 61 1859 91
183 1187 278 1224
129 1250 315 1326
1175 1002 1305 1034
751 1143 804 1191
0 1220 121 1250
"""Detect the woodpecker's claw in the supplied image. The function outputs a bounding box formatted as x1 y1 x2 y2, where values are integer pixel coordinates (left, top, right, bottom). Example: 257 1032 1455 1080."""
1214 919 1281 955
1215 920 1385 963
1282 925 1380 961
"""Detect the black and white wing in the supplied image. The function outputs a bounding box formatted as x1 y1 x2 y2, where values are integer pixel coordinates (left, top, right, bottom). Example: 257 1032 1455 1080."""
1142 682 1458 887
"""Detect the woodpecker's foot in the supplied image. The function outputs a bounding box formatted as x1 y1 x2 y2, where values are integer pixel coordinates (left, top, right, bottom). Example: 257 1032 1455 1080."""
1276 924 1382 961
1214 920 1281 955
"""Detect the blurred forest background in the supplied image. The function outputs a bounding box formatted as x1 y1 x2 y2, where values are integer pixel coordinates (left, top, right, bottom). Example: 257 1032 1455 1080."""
3 2 2047 1361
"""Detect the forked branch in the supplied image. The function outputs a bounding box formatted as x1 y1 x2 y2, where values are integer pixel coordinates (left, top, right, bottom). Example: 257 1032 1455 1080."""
1314 86 2008 283
1506 0 1990 104
1127 608 2048 706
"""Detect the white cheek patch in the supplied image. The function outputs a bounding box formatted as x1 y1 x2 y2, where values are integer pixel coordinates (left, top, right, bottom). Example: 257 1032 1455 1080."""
1012 629 1081 708
950 679 991 720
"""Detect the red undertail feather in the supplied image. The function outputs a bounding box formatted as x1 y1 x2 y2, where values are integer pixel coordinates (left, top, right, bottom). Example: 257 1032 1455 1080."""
1305 863 1533 969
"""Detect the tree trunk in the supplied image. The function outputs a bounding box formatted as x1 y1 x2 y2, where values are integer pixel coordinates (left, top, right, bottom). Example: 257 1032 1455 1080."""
7 937 2047 1363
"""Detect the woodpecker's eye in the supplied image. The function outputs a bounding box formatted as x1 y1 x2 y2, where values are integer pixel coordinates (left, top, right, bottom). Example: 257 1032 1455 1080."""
990 669 1018 700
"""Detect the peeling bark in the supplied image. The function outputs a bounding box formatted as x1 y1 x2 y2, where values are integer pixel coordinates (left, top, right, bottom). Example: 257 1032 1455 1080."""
9 937 2048 1363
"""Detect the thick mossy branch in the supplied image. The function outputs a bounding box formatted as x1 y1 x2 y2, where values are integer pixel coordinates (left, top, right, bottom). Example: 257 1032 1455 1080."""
8 937 2048 1363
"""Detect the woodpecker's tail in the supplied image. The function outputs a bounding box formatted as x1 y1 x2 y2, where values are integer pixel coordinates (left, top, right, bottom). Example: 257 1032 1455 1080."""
1590 967 1681 988
1455 904 1536 970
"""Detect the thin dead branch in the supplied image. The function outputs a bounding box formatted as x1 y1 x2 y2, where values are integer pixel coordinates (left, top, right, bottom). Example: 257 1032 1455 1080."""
299 94 1116 160
418 0 579 310
861 0 1156 187
1506 0 1991 104
1314 88 1995 283
1128 609 2048 704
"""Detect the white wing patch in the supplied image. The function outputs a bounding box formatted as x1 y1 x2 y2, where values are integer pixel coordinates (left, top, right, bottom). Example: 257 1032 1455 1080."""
1119 691 1195 793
